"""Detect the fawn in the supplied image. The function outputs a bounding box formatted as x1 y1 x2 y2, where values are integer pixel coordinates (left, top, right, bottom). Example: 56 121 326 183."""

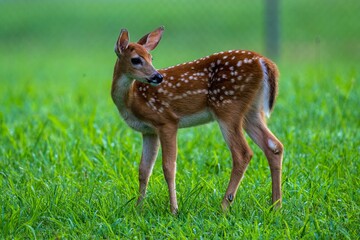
111 26 283 214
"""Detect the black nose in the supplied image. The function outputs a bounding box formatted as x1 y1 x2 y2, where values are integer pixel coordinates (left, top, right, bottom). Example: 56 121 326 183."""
150 72 163 84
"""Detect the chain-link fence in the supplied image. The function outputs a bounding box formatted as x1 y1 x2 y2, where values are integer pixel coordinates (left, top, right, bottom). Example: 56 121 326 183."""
0 0 359 74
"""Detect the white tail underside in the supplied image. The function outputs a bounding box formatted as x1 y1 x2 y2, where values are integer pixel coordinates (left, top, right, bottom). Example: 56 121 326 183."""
259 58 271 118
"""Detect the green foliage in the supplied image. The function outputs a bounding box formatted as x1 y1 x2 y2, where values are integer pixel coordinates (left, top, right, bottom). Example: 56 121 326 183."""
0 0 359 238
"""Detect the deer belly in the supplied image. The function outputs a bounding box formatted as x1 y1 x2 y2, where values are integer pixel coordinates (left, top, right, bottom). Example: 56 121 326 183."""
179 110 214 128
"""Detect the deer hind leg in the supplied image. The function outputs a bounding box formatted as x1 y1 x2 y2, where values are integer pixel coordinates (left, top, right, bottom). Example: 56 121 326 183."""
217 118 253 211
244 111 283 208
137 134 160 206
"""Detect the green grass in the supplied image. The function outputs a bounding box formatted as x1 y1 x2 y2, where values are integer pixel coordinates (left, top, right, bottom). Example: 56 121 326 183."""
1 0 359 239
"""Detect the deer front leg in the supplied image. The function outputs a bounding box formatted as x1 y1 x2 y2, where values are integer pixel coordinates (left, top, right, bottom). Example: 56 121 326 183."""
137 134 160 206
158 124 178 214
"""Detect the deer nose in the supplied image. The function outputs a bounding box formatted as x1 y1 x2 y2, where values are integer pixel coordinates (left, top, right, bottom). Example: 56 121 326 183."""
149 72 163 85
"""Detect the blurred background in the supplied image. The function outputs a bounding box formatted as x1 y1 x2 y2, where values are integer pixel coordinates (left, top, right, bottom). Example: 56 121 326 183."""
1 0 359 85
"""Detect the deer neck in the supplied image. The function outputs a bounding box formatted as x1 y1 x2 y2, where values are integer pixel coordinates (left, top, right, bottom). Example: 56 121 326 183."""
112 59 131 106
111 72 134 112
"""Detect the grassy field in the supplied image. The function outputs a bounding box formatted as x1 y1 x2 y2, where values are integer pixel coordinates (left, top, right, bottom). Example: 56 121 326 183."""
1 0 359 239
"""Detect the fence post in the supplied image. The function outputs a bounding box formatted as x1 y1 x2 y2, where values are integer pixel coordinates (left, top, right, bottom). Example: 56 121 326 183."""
265 0 280 60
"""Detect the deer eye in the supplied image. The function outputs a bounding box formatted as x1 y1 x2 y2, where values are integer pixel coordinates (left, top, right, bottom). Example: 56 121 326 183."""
131 57 142 65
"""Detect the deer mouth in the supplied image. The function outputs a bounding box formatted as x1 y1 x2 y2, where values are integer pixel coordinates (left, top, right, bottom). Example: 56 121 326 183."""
146 78 161 86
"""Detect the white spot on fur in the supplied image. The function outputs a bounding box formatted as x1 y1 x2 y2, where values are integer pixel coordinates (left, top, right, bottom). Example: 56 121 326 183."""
161 101 170 107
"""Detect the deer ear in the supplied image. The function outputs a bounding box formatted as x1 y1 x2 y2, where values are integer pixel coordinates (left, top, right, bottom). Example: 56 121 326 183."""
137 26 164 51
115 29 129 57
